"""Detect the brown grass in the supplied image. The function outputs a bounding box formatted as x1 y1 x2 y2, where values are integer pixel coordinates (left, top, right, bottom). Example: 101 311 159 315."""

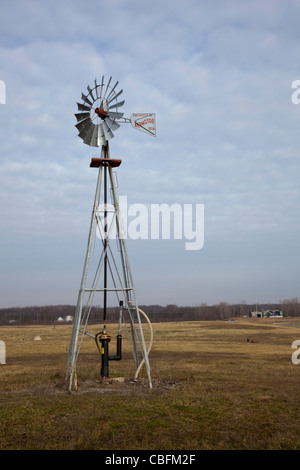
0 318 299 450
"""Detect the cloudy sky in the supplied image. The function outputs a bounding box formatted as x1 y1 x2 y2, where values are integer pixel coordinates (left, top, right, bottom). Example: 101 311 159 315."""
0 0 300 308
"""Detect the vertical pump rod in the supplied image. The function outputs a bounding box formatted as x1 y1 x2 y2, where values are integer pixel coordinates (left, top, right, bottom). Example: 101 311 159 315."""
103 145 108 326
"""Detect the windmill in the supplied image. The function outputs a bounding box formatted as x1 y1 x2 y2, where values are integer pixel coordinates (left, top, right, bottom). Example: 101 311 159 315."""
66 76 155 391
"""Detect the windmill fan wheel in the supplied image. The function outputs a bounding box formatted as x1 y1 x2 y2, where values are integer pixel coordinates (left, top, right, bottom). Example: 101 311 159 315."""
75 76 125 147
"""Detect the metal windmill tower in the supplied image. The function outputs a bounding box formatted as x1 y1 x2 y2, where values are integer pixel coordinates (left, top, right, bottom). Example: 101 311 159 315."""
66 77 156 391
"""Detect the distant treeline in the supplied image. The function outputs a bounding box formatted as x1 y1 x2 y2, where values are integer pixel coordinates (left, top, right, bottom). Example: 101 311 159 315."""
0 298 300 325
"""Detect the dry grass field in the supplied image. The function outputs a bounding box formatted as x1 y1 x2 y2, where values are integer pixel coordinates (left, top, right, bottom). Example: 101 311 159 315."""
0 317 299 450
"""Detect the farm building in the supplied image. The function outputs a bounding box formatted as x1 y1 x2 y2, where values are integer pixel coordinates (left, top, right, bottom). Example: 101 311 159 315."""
250 310 283 318
250 311 263 318
56 315 73 323
262 310 283 317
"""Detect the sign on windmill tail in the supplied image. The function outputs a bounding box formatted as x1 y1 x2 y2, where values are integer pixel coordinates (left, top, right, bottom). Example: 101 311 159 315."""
75 77 156 146
130 113 156 137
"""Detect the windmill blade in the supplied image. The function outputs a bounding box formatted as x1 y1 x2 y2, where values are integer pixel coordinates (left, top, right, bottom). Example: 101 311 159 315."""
80 122 95 142
109 100 125 110
83 124 97 146
102 119 114 140
108 88 123 105
103 76 112 98
106 80 119 101
81 123 106 147
94 78 99 98
75 117 91 133
78 123 94 142
81 93 93 106
75 117 92 133
106 116 120 131
87 85 95 102
98 123 106 146
99 76 105 100
107 110 124 119
75 112 90 122
77 102 91 112
78 128 90 140
100 98 109 112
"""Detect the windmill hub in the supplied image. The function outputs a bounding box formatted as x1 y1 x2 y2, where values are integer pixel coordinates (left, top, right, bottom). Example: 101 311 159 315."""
95 108 109 120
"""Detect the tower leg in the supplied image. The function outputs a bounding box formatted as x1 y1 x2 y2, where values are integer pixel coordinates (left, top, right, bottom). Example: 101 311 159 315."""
66 160 103 391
